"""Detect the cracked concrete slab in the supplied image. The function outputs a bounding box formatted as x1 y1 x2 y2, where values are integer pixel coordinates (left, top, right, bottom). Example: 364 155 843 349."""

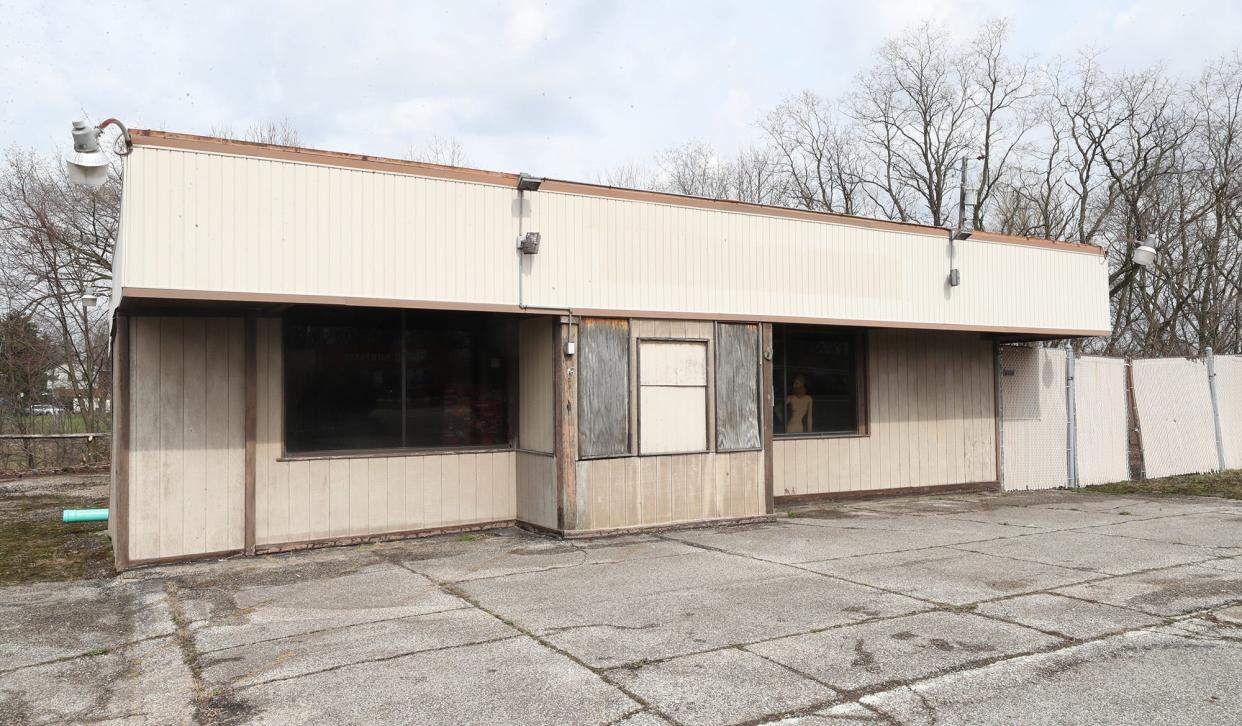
748 610 1062 693
178 561 468 653
199 606 518 689
1054 564 1242 616
860 622 1242 725
1203 555 1242 573
974 593 1164 640
666 518 1029 565
387 532 693 583
936 504 1151 530
535 573 925 668
0 636 193 726
768 701 890 724
954 530 1218 575
612 710 674 725
0 580 173 672
608 648 834 726
1082 512 1242 551
802 547 1093 605
234 635 637 725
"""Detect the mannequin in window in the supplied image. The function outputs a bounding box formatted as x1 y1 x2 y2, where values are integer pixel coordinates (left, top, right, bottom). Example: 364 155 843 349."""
786 374 813 433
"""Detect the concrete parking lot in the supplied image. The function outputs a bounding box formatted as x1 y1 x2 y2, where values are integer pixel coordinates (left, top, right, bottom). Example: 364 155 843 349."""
2 488 1242 725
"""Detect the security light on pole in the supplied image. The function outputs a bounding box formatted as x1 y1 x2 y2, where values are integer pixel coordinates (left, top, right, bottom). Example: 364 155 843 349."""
1132 241 1157 267
66 118 132 188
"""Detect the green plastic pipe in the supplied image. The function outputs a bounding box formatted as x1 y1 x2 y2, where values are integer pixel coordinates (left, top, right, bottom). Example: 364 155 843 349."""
63 508 109 523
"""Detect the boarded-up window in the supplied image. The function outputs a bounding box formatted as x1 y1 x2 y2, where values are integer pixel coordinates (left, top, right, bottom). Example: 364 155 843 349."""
716 323 760 450
578 318 630 458
639 340 708 454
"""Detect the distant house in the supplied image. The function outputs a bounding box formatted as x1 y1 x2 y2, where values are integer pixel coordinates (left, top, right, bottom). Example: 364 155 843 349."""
106 130 1111 569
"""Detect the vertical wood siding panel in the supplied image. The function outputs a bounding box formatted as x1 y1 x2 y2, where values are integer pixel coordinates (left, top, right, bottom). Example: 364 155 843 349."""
578 318 631 457
131 318 161 559
368 458 388 534
158 318 184 556
180 318 207 554
328 459 350 537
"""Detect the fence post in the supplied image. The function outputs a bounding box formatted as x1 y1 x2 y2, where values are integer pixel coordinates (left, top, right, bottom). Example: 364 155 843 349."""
1065 346 1078 488
1206 347 1227 472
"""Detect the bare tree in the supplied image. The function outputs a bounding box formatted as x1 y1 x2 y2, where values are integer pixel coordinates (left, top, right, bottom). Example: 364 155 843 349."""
210 117 303 146
848 22 975 226
406 135 467 166
0 149 115 435
762 92 864 214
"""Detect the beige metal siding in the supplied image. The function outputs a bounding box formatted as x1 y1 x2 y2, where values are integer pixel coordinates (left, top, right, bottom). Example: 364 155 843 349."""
118 145 1110 334
524 190 1110 333
119 147 517 306
774 330 997 496
1132 357 1219 478
516 451 558 529
518 317 555 453
128 317 245 561
253 319 516 546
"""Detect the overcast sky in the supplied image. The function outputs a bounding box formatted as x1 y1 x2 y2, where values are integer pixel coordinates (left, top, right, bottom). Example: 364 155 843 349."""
2 0 1240 181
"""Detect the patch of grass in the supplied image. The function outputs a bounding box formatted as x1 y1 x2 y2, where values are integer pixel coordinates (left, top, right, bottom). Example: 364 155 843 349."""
455 533 483 542
0 484 113 585
1081 470 1242 500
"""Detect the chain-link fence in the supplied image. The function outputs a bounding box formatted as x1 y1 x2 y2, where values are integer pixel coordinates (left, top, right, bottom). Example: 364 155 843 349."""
1000 345 1239 490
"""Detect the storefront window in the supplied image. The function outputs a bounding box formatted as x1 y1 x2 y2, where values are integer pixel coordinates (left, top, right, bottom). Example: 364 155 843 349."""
772 325 865 436
284 307 512 453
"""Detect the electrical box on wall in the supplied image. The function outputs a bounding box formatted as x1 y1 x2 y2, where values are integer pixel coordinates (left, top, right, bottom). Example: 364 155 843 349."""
564 340 576 356
517 232 541 254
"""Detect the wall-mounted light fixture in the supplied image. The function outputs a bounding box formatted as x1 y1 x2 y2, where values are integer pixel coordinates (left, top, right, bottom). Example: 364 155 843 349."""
66 118 132 188
516 173 544 191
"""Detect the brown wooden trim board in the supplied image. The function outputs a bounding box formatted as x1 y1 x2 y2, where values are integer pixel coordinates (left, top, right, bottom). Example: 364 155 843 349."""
111 314 131 571
121 288 1110 339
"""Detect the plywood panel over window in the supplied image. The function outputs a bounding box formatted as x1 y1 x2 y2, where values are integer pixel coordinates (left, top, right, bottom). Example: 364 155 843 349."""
639 340 708 454
715 323 760 451
579 318 631 458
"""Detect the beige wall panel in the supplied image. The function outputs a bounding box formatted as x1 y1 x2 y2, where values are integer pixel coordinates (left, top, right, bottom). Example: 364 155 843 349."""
518 317 556 453
575 450 764 530
516 451 557 529
774 330 996 497
1132 357 1219 478
1217 356 1242 469
639 341 708 386
639 386 709 454
1075 356 1131 486
120 146 1108 335
251 320 518 546
1000 346 1068 490
127 316 245 561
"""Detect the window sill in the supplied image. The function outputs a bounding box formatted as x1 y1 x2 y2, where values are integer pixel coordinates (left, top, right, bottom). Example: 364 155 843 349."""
278 444 514 462
774 431 869 441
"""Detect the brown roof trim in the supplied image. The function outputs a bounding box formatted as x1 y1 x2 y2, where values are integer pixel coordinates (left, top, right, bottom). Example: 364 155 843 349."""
120 287 1111 338
129 129 1104 257
130 129 520 188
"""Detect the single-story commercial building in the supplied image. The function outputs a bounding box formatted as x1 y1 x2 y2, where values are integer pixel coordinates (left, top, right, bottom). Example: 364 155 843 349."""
106 130 1111 568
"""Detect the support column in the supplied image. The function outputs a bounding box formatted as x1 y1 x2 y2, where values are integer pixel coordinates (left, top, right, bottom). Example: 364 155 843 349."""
553 316 579 531
112 314 131 571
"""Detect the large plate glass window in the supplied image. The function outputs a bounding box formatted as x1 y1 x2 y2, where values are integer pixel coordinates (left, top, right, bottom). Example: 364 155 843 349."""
284 307 512 453
772 324 865 436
